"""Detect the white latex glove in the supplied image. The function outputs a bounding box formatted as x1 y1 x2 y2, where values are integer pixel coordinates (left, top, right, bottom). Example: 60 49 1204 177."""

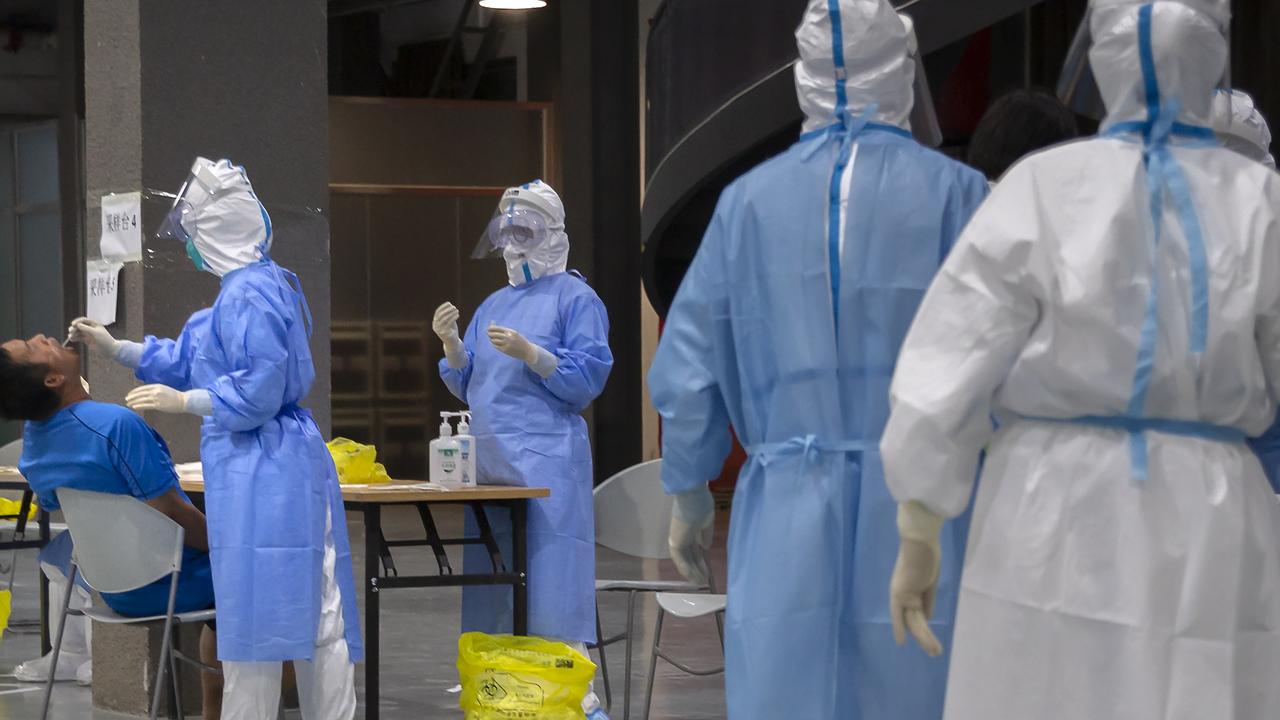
433 302 461 345
434 302 468 369
668 487 715 587
125 385 197 415
487 324 539 364
488 324 560 380
67 318 120 359
890 500 945 657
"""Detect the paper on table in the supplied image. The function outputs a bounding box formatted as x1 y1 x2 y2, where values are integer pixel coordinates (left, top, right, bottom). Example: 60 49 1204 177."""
365 482 448 492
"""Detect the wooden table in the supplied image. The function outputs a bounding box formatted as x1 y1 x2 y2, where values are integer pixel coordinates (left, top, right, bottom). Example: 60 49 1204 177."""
180 472 548 720
9 468 548 720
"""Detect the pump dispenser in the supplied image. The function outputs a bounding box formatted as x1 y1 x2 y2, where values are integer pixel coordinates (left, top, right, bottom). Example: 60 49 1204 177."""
455 411 477 487
429 412 462 487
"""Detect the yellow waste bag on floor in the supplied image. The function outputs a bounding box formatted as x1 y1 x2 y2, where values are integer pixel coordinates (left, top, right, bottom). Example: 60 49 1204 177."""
327 438 392 485
0 589 11 636
457 632 596 720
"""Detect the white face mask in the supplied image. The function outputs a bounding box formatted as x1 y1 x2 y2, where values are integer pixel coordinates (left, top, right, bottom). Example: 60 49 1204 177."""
503 228 569 287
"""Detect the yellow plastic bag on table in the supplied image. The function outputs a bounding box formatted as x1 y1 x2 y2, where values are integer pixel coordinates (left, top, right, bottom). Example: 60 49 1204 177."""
0 497 36 521
457 632 596 720
326 438 391 485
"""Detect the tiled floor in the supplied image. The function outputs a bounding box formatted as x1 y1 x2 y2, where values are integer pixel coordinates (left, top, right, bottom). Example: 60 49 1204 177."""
0 505 729 719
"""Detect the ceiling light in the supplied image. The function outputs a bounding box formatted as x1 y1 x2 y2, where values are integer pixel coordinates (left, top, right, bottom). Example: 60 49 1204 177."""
479 0 547 9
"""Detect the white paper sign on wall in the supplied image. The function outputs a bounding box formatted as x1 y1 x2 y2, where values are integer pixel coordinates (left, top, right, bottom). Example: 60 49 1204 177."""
99 192 142 262
85 261 123 327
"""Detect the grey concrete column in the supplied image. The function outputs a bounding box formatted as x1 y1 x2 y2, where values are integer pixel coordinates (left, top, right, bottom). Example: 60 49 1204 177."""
83 0 331 461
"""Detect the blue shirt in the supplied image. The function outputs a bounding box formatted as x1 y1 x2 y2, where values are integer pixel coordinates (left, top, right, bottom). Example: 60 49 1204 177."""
19 400 215 617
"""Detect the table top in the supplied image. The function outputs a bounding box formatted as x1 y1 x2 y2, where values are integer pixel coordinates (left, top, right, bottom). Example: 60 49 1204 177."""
0 467 549 505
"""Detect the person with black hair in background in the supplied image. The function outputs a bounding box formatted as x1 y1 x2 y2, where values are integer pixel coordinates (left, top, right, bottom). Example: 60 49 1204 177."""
967 89 1080 184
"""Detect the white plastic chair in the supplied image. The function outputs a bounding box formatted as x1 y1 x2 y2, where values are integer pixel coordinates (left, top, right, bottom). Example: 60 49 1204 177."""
592 458 717 719
41 488 216 720
642 592 727 719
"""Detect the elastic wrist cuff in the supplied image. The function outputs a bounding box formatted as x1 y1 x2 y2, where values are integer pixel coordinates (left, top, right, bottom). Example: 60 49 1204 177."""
897 500 945 543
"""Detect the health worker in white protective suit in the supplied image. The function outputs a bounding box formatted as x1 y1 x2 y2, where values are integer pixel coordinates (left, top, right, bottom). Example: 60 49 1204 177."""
1212 89 1280 492
881 1 1280 719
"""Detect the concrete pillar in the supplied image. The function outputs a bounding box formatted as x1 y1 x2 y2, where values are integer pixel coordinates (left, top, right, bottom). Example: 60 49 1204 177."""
92 623 204 716
80 0 329 712
83 0 332 460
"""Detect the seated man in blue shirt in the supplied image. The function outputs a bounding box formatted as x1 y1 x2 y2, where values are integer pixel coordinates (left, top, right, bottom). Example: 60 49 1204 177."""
0 333 221 715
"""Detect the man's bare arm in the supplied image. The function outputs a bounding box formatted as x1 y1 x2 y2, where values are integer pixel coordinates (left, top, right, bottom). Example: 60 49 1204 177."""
145 488 209 552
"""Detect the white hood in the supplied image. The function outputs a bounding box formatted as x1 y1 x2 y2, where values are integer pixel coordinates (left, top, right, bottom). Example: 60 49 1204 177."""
498 180 569 286
1210 89 1275 168
1089 0 1230 130
794 0 915 134
182 157 272 277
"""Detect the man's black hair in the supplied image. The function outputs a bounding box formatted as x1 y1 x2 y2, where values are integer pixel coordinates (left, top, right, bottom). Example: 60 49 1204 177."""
0 347 60 421
968 89 1081 181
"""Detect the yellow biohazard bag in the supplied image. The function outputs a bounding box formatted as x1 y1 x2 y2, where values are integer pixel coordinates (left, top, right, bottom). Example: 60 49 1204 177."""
326 438 392 485
457 632 596 720
0 498 35 521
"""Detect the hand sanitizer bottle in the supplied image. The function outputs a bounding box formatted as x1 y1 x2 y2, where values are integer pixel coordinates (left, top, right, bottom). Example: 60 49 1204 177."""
455 411 477 487
429 413 461 487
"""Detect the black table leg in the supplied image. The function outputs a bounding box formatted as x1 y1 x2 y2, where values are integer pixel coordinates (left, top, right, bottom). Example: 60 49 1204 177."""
512 500 528 636
469 502 506 573
364 505 381 720
414 504 453 575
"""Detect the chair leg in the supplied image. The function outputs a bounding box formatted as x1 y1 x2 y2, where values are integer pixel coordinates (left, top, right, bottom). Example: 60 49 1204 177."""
169 627 184 720
150 631 172 720
150 575 181 720
623 590 637 720
642 607 666 720
595 601 612 712
39 564 79 720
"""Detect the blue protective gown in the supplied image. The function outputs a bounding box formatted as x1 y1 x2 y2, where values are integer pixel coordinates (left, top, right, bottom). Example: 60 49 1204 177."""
648 126 988 719
439 271 612 644
135 260 363 663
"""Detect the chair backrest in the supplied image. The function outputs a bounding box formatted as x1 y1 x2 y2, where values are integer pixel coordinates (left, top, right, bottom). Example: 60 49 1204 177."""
56 488 185 594
0 439 22 467
593 458 676 560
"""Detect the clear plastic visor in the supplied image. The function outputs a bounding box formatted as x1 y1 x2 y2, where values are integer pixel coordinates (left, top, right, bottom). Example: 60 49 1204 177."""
471 207 548 259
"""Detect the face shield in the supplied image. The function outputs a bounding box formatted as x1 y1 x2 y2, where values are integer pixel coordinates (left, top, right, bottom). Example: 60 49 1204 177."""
902 14 943 148
156 171 210 271
1056 17 1106 120
471 205 550 260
